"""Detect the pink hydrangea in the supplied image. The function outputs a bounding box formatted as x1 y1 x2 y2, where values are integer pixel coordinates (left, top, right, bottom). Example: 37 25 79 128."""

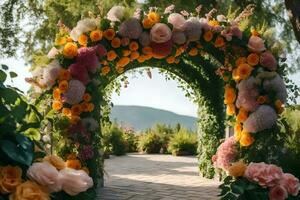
168 13 186 30
69 63 90 85
263 74 287 103
150 23 172 43
76 47 99 73
269 185 288 200
62 80 86 105
236 77 259 112
139 32 151 47
244 162 283 188
183 17 202 42
172 31 186 45
260 52 277 71
280 173 300 196
118 18 143 39
248 36 266 52
150 40 172 57
212 136 237 170
243 105 277 133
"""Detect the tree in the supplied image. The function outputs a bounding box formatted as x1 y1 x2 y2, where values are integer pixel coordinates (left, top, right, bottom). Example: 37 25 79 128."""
285 0 300 44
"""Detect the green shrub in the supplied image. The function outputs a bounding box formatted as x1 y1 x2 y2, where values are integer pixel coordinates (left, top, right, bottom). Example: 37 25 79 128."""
138 132 163 153
103 124 127 156
124 132 138 152
168 129 198 156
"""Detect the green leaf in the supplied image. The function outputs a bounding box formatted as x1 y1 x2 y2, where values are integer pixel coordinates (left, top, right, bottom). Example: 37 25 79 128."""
1 64 8 70
9 71 18 78
1 88 19 104
221 193 238 200
231 183 245 194
24 128 41 141
0 69 7 83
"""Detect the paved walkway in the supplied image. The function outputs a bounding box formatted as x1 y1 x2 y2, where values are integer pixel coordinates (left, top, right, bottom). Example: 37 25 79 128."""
97 154 220 200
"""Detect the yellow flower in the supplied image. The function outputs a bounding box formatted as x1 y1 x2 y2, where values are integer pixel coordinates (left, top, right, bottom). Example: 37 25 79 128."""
234 123 242 141
66 159 82 170
166 56 175 64
53 88 61 100
129 41 139 51
83 93 91 102
58 69 71 81
43 155 66 170
111 37 121 48
247 53 259 66
236 108 248 123
239 131 254 147
226 104 236 116
9 181 49 200
228 161 247 177
78 34 88 46
188 48 198 56
101 66 111 75
62 108 71 117
63 42 78 59
130 51 140 60
90 29 103 42
224 85 236 104
148 12 160 24
117 57 130 68
104 29 115 40
107 50 117 61
0 166 22 194
275 99 284 114
58 80 68 93
214 36 225 48
203 31 213 42
142 18 154 29
52 100 63 111
208 20 220 27
71 104 82 116
55 37 66 46
236 63 253 80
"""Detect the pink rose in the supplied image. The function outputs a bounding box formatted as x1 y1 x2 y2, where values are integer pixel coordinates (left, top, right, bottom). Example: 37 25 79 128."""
268 185 288 200
244 162 283 188
280 173 300 196
150 23 172 43
59 168 93 196
248 36 266 52
27 161 62 193
168 13 186 30
260 52 277 71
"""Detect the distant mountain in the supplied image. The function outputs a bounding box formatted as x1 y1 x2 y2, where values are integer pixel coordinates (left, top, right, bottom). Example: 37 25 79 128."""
110 105 197 131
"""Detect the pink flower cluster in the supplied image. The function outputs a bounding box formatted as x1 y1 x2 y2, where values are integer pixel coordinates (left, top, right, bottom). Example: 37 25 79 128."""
236 77 259 112
212 136 237 170
244 162 299 200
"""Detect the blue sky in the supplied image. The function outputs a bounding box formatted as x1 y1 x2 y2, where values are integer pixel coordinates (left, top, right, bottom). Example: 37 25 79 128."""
2 57 300 117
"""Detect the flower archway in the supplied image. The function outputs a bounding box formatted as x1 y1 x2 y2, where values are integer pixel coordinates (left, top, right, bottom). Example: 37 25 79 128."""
12 4 298 200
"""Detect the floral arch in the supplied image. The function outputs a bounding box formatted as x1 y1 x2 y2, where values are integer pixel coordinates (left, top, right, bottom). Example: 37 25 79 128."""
4 4 298 200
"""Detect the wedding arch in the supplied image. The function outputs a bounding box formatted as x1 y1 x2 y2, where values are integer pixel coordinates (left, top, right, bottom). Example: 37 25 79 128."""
6 4 298 200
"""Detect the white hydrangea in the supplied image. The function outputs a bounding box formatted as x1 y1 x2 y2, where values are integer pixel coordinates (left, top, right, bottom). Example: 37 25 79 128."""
70 18 98 41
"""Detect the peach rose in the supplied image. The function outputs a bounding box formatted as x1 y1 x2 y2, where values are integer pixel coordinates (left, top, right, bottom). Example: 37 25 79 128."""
150 23 172 43
280 173 300 196
167 13 186 30
247 36 266 52
260 52 277 71
268 185 288 200
59 168 93 196
27 162 62 193
228 161 247 177
43 155 66 170
9 181 49 200
0 166 22 194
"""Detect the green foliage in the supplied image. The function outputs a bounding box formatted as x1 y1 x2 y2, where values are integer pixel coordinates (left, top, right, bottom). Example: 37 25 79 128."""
138 132 163 154
103 123 127 156
168 129 198 156
123 131 138 153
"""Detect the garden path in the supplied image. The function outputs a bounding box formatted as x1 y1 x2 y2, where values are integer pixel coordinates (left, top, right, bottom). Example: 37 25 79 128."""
97 153 220 200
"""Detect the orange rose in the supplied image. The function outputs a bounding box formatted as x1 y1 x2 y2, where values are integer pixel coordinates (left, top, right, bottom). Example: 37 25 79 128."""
116 57 130 68
0 166 22 194
142 47 153 55
101 66 111 75
80 102 89 112
78 34 88 46
188 48 198 56
224 85 236 104
63 42 78 59
66 159 81 170
52 88 61 100
58 80 68 93
43 155 66 170
9 181 49 200
122 50 131 57
148 12 160 24
90 29 103 42
107 50 117 61
234 123 242 141
239 131 254 147
104 29 115 40
129 41 139 51
203 31 213 42
214 36 225 48
111 37 121 48
87 103 95 112
62 108 71 117
71 104 82 116
236 63 253 80
142 18 154 29
52 100 63 111
236 108 248 122
232 69 241 82
58 69 70 81
137 55 146 63
226 104 236 116
247 53 259 66
228 161 247 177
130 51 140 60
235 57 247 66
83 93 91 102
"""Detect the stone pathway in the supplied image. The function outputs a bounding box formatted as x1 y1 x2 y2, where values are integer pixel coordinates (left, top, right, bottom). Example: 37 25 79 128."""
97 154 220 200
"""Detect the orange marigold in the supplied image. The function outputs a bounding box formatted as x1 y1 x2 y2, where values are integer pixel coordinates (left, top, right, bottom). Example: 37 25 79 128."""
214 36 225 48
247 53 259 66
148 12 160 24
58 69 71 81
71 104 82 116
82 93 91 102
130 51 140 60
234 123 243 141
101 66 111 75
239 131 254 147
166 56 175 64
52 100 63 111
66 159 81 170
80 102 89 112
63 42 78 58
107 50 117 61
236 108 248 123
129 41 139 51
87 103 95 112
78 34 88 46
62 108 71 117
228 161 247 177
117 57 130 68
90 29 103 42
137 55 146 63
53 88 61 100
104 29 115 40
142 47 153 55
275 99 284 114
203 31 213 42
122 50 131 57
111 37 121 48
70 115 80 124
224 85 236 104
226 104 236 116
58 80 68 93
188 48 198 56
235 57 247 66
142 18 154 29
236 63 253 80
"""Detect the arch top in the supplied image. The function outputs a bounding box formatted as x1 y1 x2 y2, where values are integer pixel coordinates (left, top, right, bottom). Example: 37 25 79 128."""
25 3 297 200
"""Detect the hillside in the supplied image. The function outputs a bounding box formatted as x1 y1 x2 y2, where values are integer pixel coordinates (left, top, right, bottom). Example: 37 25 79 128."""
110 105 198 131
